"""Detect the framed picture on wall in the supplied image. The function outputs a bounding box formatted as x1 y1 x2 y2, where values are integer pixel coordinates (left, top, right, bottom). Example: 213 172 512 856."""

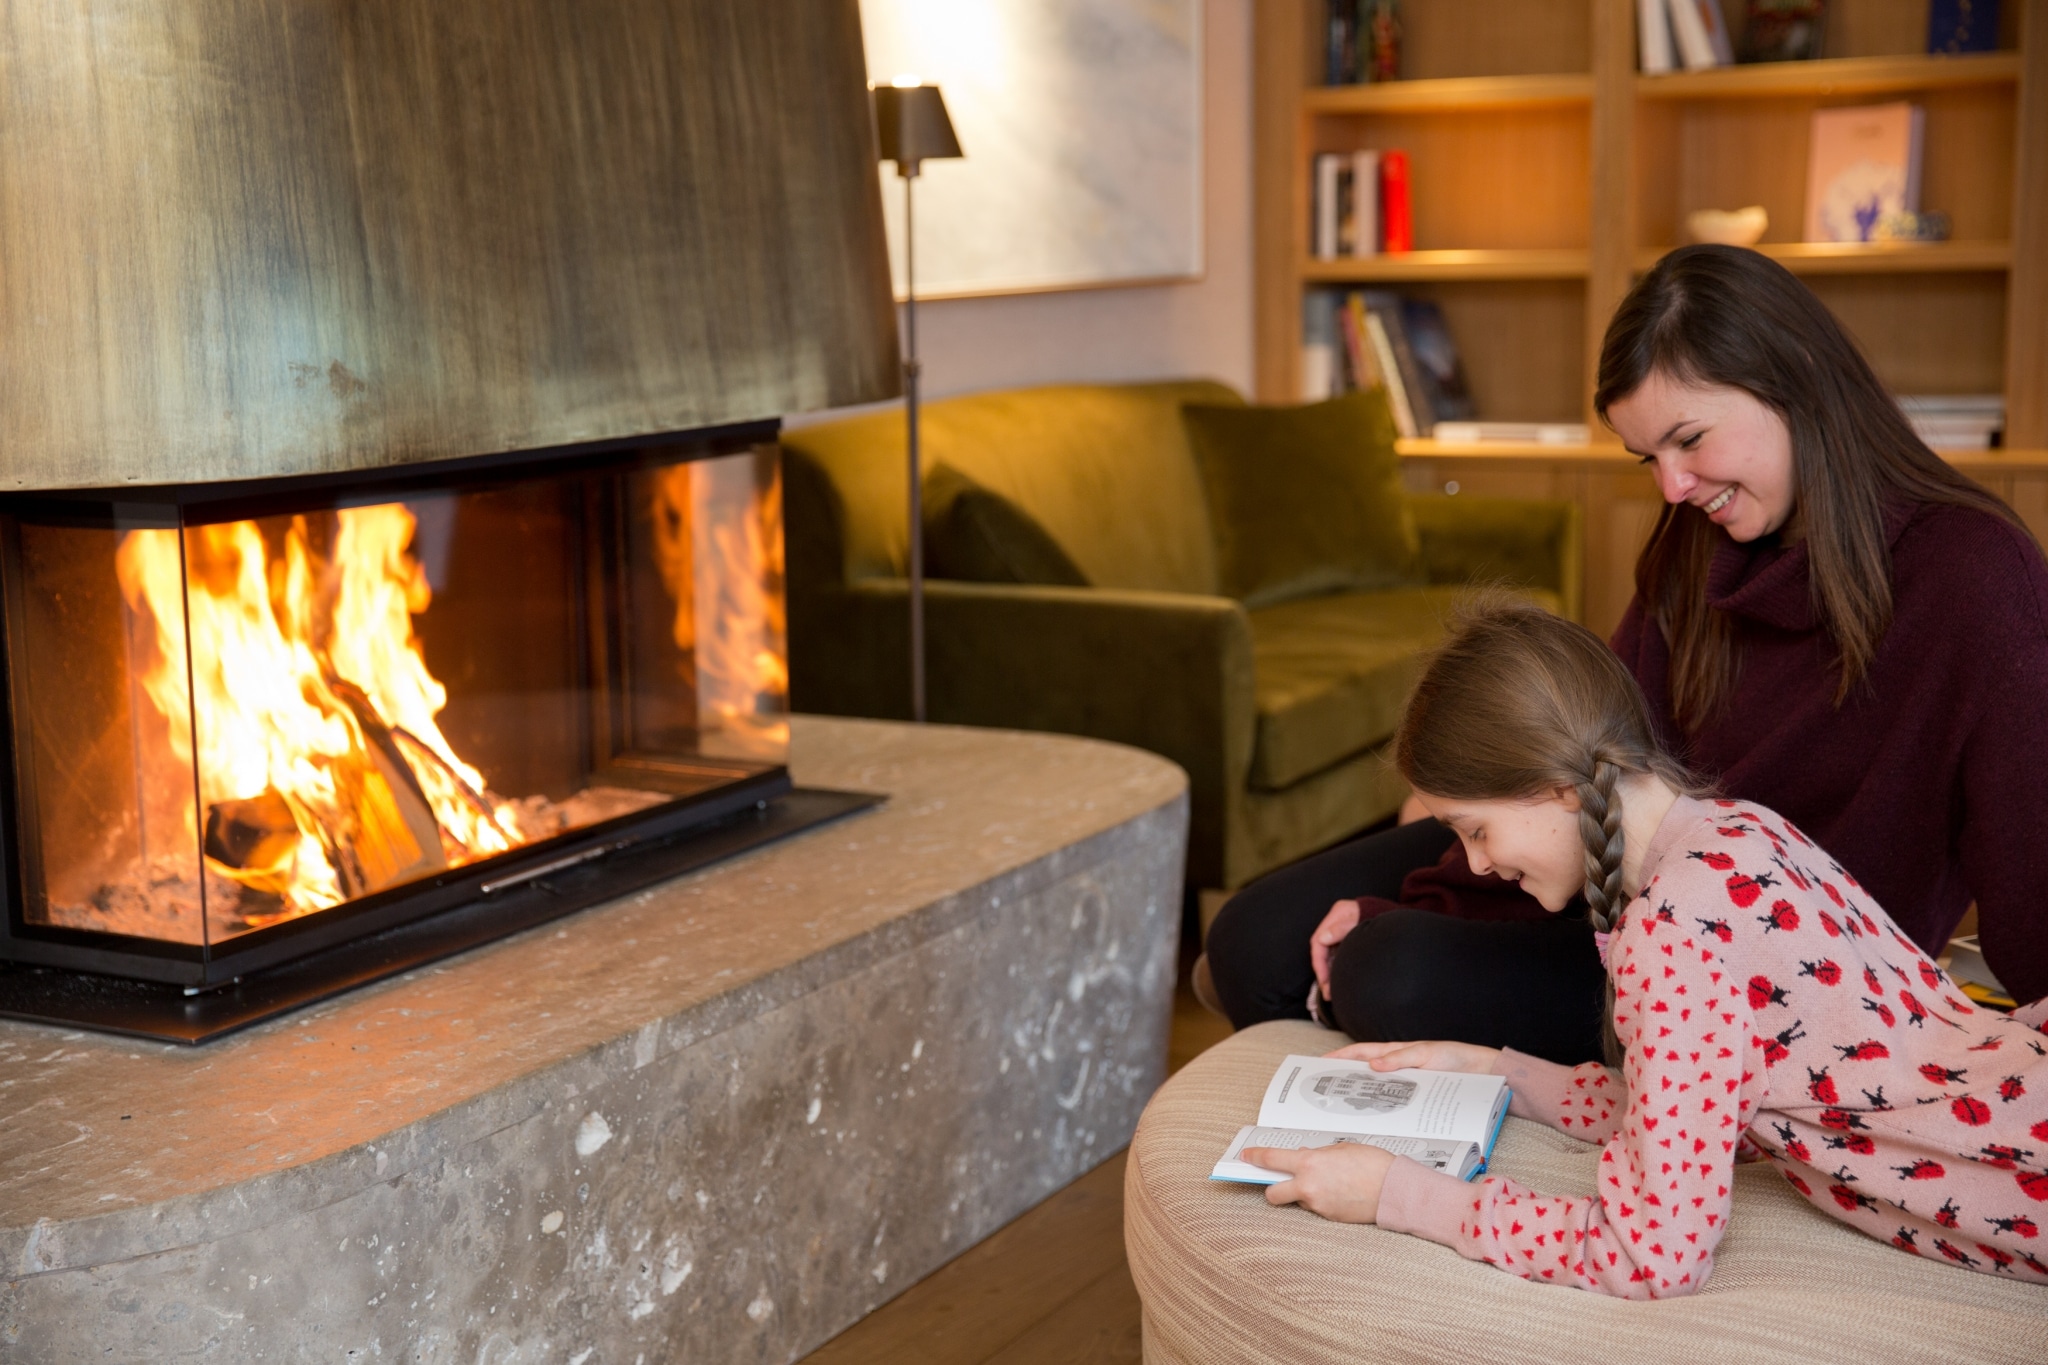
861 0 1204 300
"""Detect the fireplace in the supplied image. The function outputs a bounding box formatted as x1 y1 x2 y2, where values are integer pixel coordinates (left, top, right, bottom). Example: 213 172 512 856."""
0 0 899 1040
0 427 874 1041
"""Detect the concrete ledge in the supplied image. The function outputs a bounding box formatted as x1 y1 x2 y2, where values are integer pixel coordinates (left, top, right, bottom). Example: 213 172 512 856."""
0 716 1188 1363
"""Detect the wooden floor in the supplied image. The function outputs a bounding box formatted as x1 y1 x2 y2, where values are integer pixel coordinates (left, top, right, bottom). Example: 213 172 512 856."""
798 946 1234 1365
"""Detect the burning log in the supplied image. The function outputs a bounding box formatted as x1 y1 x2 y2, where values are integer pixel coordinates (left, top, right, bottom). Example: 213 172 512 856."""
202 790 299 895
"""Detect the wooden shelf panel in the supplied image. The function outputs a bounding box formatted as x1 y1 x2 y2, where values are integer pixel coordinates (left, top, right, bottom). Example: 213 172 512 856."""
1301 249 1589 282
1304 73 1593 114
1633 241 2014 275
1637 51 2021 101
1396 438 2048 473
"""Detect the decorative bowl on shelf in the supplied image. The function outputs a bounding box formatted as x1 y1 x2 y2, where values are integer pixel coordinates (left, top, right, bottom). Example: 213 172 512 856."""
1686 206 1769 246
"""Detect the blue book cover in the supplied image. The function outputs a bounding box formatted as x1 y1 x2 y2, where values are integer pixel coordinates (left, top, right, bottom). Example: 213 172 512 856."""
1928 0 2001 54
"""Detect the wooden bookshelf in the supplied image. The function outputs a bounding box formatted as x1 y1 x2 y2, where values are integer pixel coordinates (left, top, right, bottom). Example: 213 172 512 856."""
1255 0 2048 632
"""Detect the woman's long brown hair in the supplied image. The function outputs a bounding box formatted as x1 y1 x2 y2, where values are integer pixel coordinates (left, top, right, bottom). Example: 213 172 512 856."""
1594 245 2021 731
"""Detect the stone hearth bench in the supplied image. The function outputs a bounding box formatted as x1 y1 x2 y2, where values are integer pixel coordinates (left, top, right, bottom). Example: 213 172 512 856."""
1126 1020 2048 1365
0 717 1186 1363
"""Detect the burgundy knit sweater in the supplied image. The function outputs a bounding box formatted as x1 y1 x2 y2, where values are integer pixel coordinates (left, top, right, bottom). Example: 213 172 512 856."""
1374 501 2048 1005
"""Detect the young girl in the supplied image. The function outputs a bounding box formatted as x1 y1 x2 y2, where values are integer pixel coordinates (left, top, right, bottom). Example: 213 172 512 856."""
1245 600 2048 1298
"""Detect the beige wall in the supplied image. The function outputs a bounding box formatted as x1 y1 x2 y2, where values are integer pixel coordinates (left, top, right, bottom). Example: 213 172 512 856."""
810 0 1254 416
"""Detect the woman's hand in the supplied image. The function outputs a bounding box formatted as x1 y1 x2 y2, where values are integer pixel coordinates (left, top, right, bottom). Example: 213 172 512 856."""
1309 899 1361 999
1325 1039 1502 1074
1241 1142 1395 1223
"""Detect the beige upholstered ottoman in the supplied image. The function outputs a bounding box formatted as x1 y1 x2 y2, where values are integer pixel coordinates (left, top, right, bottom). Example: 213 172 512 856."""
1126 1020 2048 1365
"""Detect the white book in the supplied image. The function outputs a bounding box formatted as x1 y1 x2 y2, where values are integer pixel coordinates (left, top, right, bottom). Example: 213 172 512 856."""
1432 420 1592 445
1350 150 1381 257
1666 0 1722 70
1211 1055 1512 1185
1361 310 1419 438
1638 0 1675 74
1314 153 1343 260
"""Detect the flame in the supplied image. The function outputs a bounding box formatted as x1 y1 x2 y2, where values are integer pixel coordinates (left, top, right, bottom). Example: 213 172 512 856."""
116 505 524 927
652 452 790 759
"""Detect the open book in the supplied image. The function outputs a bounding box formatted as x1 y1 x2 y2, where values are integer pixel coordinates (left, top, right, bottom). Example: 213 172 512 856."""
1211 1055 1511 1185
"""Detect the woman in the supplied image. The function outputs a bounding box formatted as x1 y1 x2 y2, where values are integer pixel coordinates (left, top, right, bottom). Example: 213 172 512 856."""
1204 244 2048 1063
1244 600 2048 1297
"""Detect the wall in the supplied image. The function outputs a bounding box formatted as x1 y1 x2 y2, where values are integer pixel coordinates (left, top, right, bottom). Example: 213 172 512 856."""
805 0 1254 416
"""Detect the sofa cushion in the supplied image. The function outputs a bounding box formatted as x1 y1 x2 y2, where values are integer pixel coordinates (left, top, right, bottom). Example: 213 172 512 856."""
1183 389 1420 610
1127 1020 2048 1365
1248 585 1559 791
923 465 1089 586
780 380 1238 596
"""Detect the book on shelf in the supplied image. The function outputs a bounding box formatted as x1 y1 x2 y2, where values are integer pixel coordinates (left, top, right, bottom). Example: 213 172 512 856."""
1900 394 2004 451
1928 0 2002 54
1431 421 1592 446
1380 150 1412 254
1805 103 1924 243
1323 0 1403 85
1638 0 1676 73
1351 150 1381 257
1312 150 1392 260
1314 153 1343 259
1210 1054 1511 1186
1302 288 1473 440
1301 292 1339 402
1739 0 1826 63
1324 0 1360 85
1667 0 1733 70
1400 298 1475 425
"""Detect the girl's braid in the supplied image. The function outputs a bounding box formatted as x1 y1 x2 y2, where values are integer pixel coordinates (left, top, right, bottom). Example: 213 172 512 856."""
1575 754 1627 933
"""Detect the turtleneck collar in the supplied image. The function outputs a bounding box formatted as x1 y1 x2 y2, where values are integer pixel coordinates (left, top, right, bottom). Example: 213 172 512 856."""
1703 500 1919 633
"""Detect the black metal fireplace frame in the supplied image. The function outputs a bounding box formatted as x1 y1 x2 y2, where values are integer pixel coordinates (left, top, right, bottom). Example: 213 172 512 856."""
0 419 879 1040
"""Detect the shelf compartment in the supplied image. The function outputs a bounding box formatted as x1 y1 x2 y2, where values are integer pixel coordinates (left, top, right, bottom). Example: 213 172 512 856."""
1633 241 2013 274
1637 51 2020 100
1305 73 1593 114
1301 249 1589 282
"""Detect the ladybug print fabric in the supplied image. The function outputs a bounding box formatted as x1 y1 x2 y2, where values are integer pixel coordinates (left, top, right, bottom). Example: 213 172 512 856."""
1377 797 2048 1298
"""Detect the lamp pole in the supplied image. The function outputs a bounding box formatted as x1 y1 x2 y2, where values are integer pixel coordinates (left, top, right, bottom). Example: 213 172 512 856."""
870 80 960 724
901 164 926 723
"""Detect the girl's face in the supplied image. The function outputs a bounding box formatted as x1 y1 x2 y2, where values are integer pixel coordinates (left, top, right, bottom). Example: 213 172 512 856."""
1607 371 1797 543
1413 789 1585 912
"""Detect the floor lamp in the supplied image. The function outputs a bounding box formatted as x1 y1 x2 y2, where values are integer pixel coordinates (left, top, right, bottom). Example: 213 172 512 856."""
872 81 962 723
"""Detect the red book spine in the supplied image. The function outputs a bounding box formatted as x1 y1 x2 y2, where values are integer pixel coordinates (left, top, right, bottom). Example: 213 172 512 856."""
1379 150 1412 254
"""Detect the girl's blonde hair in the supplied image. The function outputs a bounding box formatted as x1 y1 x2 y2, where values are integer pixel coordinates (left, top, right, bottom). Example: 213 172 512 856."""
1395 597 1705 936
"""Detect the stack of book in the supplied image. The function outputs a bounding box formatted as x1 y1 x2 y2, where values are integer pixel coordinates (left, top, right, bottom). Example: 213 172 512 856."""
1311 150 1412 260
1324 0 1402 86
1899 395 2004 450
1302 290 1474 438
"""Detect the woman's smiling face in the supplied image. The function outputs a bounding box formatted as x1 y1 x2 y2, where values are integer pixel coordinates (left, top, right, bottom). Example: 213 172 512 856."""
1607 371 1798 543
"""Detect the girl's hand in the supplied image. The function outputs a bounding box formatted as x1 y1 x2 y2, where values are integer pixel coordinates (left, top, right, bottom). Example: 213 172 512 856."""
1309 899 1362 999
1242 1143 1395 1223
1325 1039 1502 1075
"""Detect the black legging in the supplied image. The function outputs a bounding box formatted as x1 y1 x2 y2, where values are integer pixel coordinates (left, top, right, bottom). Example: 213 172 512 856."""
1204 820 1608 1066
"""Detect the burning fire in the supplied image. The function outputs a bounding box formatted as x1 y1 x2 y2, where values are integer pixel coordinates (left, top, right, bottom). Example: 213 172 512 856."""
117 505 524 925
652 452 790 759
105 457 790 935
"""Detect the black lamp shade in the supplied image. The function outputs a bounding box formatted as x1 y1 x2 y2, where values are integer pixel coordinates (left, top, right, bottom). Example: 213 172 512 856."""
872 84 963 170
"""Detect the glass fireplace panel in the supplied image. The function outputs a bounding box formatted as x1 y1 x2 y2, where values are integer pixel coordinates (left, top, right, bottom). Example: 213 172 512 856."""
1 446 789 954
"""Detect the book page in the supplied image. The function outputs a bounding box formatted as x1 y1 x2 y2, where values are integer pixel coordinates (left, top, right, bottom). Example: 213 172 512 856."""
1211 1125 1478 1185
1257 1055 1507 1143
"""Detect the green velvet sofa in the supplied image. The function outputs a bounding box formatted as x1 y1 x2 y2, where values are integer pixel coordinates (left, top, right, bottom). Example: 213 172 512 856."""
781 380 1580 893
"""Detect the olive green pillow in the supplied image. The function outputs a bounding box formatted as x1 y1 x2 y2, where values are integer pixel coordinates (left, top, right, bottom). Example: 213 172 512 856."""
922 464 1089 587
1182 388 1420 608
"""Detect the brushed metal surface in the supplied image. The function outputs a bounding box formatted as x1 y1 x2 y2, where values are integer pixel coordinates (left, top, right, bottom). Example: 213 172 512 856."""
0 0 899 490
